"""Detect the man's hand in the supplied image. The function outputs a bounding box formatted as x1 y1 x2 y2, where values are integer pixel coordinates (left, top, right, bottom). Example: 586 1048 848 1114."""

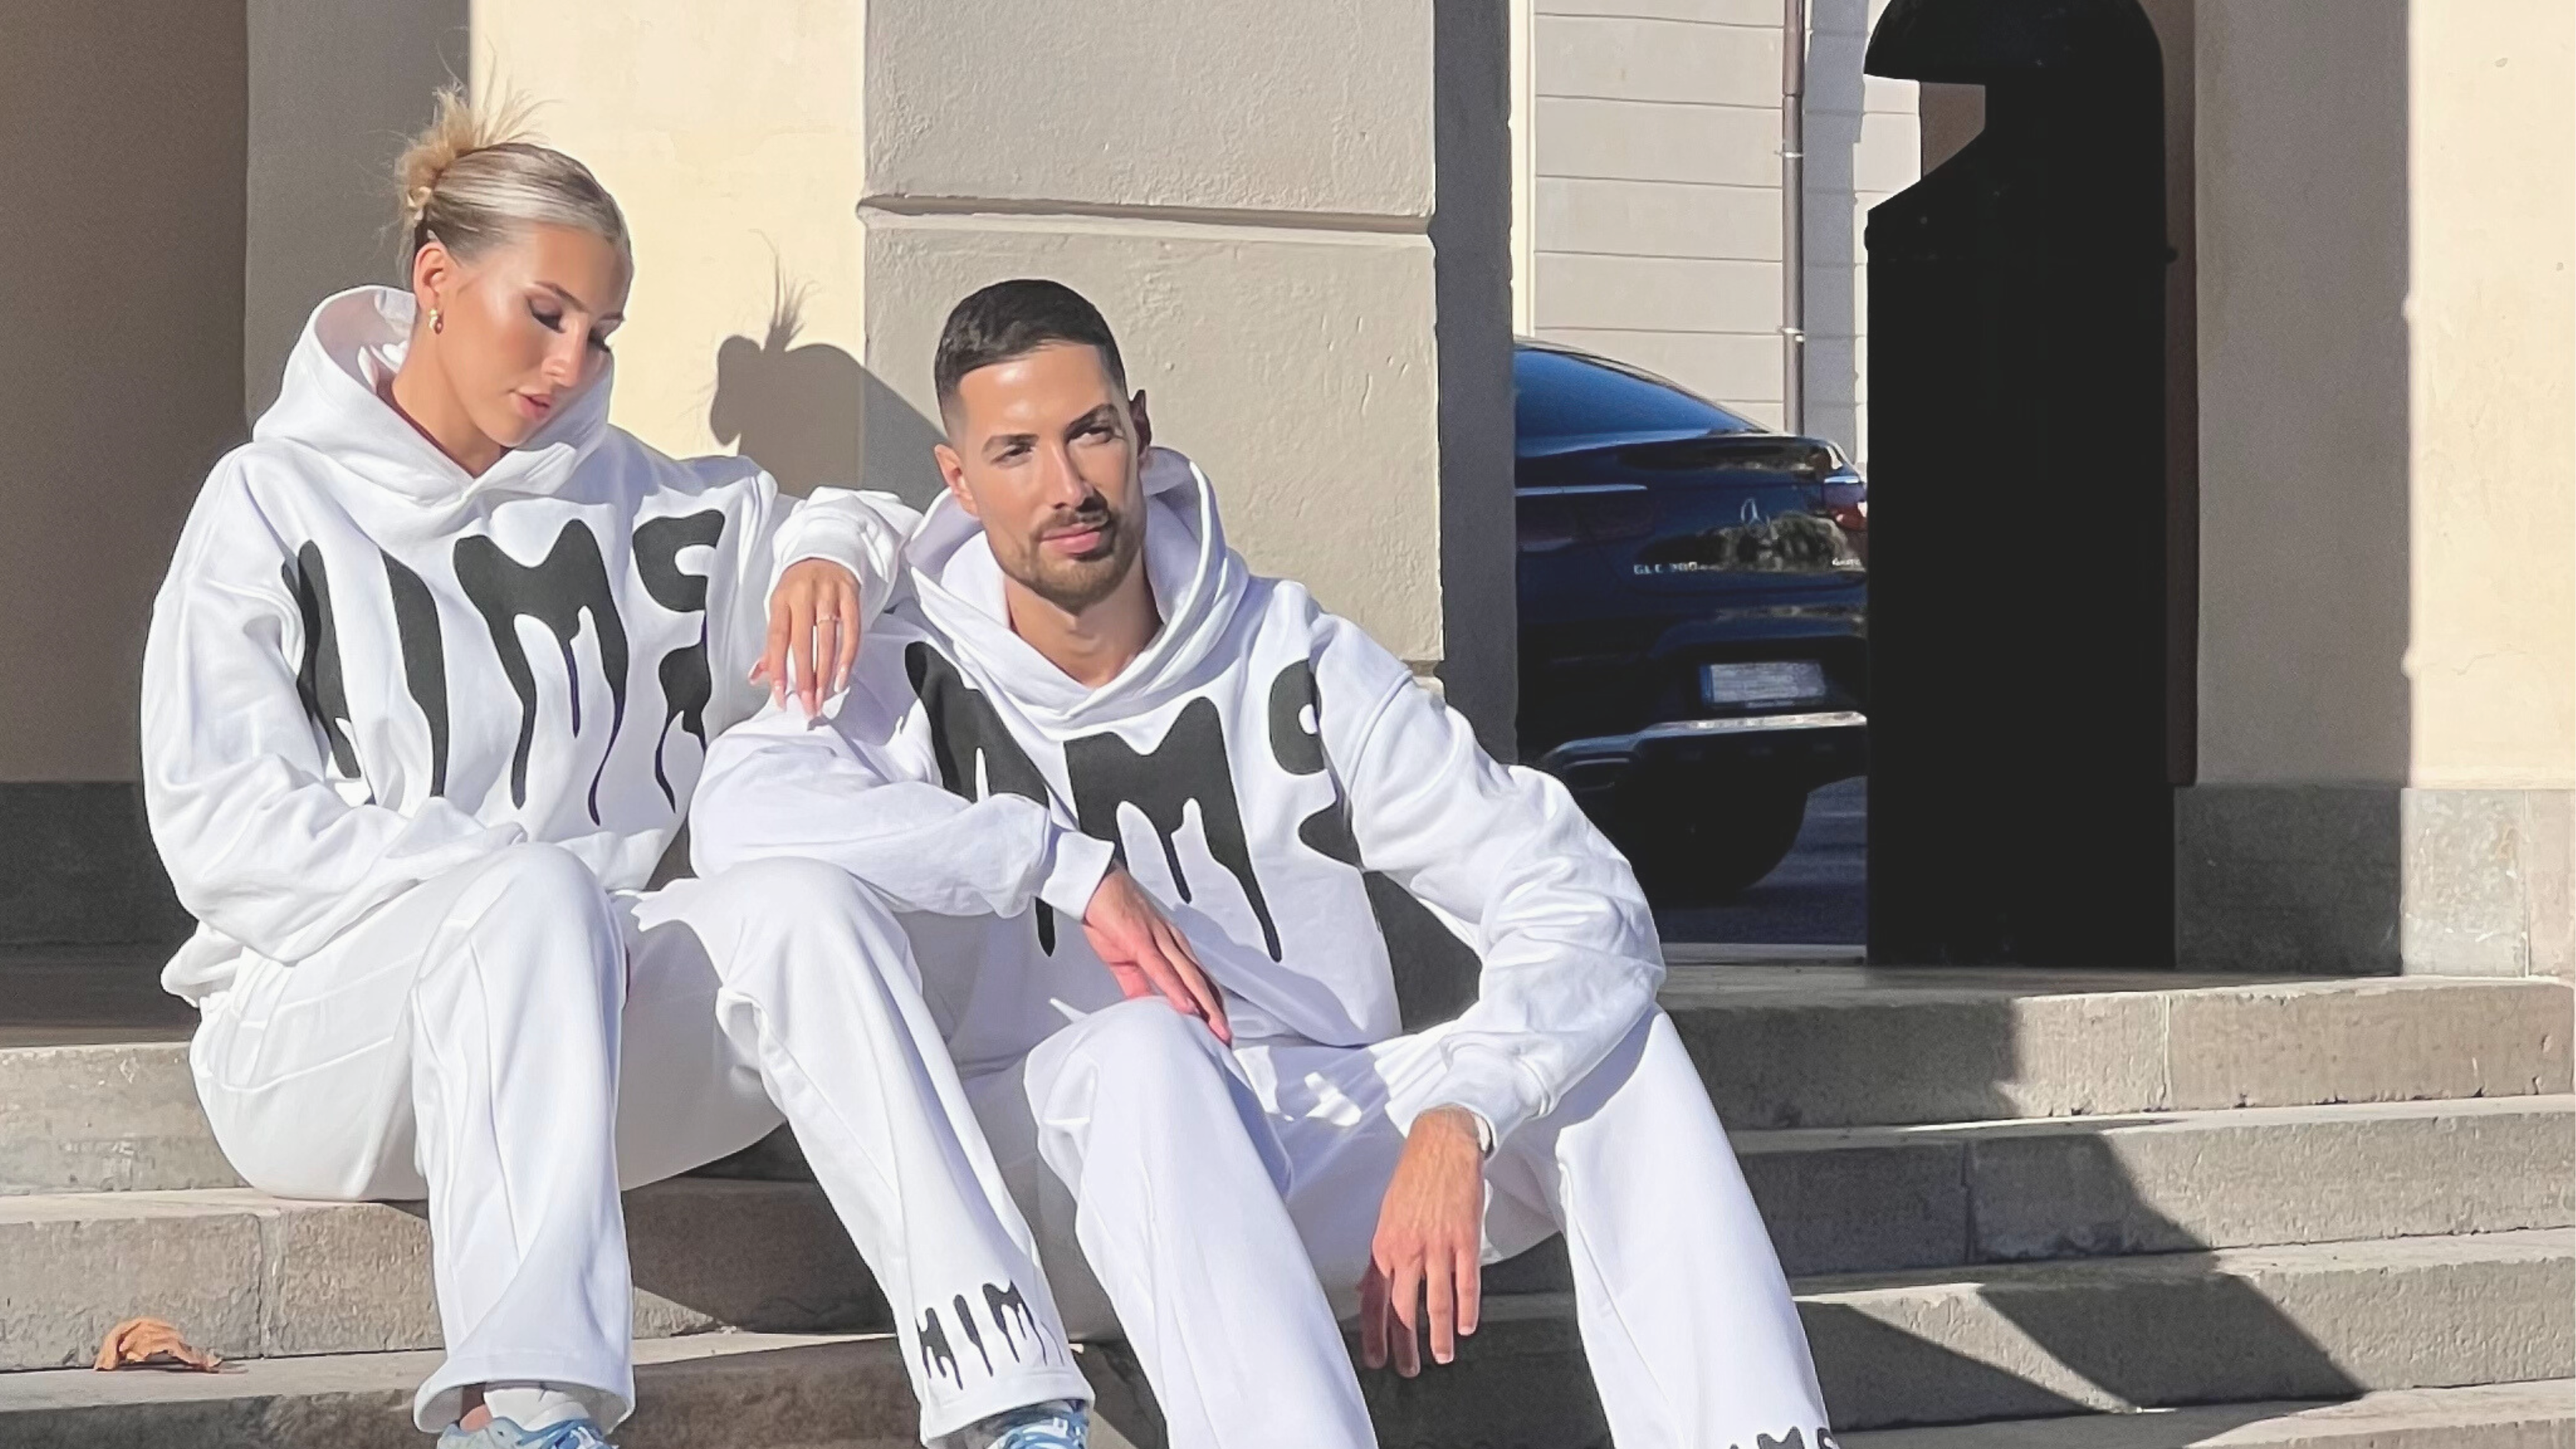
1359 1105 1486 1376
752 559 866 718
1082 866 1232 1044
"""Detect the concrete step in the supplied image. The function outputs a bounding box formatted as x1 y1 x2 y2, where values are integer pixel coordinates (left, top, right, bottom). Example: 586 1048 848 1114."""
10 1093 2563 1370
1841 1382 2576 1448
0 1332 941 1449
1664 968 2574 1130
1486 1093 2576 1283
1792 1228 2574 1429
1749 1093 2576 1275
0 1181 886 1374
4 1239 2568 1449
0 1041 238 1196
1399 1228 2576 1436
8 1221 2557 1438
1871 1096 2571 1267
10 1333 1147 1449
13 971 2565 1197
741 1092 2576 1280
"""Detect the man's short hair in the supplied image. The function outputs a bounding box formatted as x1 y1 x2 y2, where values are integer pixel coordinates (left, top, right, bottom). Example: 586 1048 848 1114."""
933 279 1129 415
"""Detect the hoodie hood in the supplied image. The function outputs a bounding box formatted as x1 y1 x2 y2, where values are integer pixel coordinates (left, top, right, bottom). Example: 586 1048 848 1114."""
907 445 1250 729
253 285 614 507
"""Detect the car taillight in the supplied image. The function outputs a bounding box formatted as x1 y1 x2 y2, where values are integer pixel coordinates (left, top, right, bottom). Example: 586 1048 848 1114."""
1822 471 1867 533
1518 484 1660 550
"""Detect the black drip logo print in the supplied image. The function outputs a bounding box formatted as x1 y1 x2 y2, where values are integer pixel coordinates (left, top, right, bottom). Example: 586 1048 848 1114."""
1267 657 1355 866
632 509 728 807
951 1293 993 1375
909 642 1063 952
1265 658 1482 1017
1739 1428 1839 1449
1065 695 1282 960
283 544 360 784
984 1280 1046 1363
382 552 449 796
912 640 1283 958
281 520 721 816
909 640 1484 979
918 1304 961 1388
453 521 629 823
916 1280 1057 1392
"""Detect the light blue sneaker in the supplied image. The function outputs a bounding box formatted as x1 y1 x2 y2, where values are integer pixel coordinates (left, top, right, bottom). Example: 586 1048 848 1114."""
435 1417 616 1449
951 1399 1088 1449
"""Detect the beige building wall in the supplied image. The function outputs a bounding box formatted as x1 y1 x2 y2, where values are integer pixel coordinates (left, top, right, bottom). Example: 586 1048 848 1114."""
1515 0 1917 461
2404 0 2574 793
469 2 872 498
2183 0 2574 978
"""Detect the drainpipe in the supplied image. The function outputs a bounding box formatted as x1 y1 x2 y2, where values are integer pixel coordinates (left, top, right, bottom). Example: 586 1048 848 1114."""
1781 0 1809 435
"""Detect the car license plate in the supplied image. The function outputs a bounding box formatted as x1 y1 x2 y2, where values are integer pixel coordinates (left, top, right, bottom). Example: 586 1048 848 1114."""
1702 660 1828 707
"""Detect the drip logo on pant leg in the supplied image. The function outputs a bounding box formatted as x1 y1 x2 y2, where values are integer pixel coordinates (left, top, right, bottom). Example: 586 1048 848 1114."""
953 1292 994 1375
918 1304 962 1388
985 1280 1046 1363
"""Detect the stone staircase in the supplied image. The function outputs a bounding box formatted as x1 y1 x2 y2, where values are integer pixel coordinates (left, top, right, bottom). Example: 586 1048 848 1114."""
2 960 2569 1447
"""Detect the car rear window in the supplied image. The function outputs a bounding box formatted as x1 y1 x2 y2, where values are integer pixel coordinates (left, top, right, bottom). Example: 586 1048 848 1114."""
1514 346 1763 445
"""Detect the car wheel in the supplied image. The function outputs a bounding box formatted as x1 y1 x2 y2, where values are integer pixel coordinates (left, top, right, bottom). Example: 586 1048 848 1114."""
1615 784 1809 907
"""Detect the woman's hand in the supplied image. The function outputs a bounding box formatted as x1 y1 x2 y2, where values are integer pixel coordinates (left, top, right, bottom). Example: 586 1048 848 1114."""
753 560 866 718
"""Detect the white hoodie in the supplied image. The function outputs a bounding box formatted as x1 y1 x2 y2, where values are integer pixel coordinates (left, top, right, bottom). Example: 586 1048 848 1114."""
692 449 1664 1145
143 286 902 1000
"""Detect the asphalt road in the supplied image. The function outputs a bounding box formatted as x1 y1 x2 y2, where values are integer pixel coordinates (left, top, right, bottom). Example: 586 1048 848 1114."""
1654 776 1866 948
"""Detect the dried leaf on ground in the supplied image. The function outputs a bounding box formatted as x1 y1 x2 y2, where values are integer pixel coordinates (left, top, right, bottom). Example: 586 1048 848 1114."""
94 1316 224 1372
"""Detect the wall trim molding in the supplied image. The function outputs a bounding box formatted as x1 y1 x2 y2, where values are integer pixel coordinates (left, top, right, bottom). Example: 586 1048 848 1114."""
2177 784 2573 978
857 195 1428 237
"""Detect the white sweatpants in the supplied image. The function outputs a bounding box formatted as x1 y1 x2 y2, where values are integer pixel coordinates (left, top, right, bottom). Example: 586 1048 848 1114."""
963 998 1831 1449
189 843 1090 1438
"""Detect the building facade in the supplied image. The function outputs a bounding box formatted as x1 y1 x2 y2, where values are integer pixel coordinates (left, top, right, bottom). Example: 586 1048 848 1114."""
1511 0 1919 464
2183 0 2573 975
0 0 2565 974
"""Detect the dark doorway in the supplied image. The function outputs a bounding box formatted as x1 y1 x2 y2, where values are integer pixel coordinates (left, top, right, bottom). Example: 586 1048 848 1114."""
1863 0 2176 967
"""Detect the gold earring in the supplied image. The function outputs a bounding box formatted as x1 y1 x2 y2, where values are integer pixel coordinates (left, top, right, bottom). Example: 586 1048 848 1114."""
429 307 444 334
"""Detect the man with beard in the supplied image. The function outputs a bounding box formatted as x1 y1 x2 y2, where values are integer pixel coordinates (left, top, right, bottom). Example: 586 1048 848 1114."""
691 280 1835 1448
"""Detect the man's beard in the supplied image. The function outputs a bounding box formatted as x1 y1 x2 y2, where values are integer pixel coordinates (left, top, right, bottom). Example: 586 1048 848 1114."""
1008 495 1143 615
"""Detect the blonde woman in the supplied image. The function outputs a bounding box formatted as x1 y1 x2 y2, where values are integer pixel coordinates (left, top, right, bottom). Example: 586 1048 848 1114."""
142 93 1092 1449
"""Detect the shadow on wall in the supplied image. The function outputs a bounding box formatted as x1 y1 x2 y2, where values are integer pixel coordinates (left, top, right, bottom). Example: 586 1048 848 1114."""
708 268 949 508
2176 0 2413 971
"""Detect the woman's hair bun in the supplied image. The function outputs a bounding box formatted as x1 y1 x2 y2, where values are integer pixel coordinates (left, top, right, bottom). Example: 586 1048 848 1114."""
390 83 626 269
395 84 538 232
